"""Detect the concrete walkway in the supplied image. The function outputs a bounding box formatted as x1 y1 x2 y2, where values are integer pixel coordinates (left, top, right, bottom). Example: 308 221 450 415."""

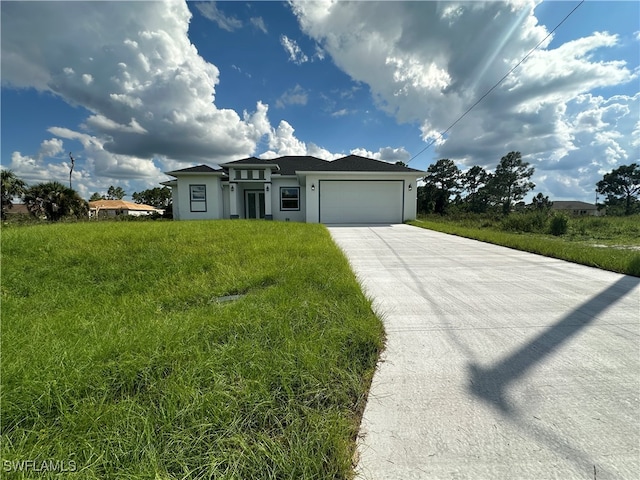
328 224 639 480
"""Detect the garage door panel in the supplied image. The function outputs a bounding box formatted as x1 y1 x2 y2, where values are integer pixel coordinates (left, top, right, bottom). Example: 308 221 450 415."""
319 180 403 224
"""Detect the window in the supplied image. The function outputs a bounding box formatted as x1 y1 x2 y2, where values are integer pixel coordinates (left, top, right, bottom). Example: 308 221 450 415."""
190 184 207 212
280 187 300 211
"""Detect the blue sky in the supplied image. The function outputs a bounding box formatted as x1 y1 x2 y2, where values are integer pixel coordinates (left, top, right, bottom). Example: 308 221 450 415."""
2 1 638 203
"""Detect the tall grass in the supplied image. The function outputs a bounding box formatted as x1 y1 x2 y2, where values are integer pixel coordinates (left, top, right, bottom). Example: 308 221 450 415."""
1 221 384 479
410 213 640 277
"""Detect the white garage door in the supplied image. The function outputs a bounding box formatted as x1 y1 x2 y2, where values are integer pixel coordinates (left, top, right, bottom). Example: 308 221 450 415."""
319 180 404 224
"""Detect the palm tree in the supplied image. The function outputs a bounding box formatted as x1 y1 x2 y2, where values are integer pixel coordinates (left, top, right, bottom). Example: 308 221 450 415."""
23 181 88 222
1 170 28 219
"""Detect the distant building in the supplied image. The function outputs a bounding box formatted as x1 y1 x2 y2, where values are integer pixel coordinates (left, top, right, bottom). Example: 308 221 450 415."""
550 201 599 216
89 199 162 218
4 203 29 216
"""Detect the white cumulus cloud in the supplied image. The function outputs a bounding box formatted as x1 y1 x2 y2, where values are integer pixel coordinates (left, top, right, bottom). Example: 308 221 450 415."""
290 0 638 201
1 1 306 197
280 35 309 65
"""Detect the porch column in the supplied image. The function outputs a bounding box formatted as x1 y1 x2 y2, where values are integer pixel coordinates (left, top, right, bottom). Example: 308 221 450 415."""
229 183 239 219
264 181 273 220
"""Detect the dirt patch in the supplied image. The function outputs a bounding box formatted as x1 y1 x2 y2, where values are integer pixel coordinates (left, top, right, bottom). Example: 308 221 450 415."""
591 244 640 251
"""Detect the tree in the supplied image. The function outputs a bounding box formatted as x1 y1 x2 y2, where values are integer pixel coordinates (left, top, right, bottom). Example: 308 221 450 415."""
89 192 105 202
1 170 27 219
422 159 460 214
487 151 535 215
416 184 438 214
106 185 126 200
530 192 553 211
132 187 172 209
460 166 491 213
23 181 88 221
596 163 640 216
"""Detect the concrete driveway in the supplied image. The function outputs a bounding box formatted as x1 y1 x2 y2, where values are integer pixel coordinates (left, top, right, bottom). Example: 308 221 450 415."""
328 224 639 480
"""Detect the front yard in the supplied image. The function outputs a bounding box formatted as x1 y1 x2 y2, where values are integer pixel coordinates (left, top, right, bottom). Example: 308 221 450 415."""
1 220 384 479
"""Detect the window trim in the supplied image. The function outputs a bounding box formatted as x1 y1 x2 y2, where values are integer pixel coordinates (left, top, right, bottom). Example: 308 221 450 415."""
280 187 300 211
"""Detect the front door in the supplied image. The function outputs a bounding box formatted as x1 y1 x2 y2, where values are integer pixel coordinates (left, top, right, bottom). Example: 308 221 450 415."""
245 191 265 219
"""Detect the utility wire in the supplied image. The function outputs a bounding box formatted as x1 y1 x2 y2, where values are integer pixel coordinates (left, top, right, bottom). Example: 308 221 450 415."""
407 0 585 165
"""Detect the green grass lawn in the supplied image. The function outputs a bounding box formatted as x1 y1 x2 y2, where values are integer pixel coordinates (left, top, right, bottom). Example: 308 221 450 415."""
409 214 640 277
1 220 384 479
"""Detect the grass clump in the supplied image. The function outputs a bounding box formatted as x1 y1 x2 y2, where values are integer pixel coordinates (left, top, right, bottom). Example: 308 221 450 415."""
1 220 384 479
409 214 640 277
548 213 569 236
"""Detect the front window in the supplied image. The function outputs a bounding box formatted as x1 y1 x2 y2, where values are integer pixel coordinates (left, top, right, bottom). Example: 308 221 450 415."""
190 184 207 212
280 187 300 211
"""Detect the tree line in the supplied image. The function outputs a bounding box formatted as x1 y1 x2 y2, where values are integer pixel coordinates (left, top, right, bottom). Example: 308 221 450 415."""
1 157 638 221
418 152 639 216
1 172 172 221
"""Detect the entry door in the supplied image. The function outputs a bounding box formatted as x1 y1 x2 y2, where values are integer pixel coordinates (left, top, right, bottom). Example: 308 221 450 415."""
245 191 265 219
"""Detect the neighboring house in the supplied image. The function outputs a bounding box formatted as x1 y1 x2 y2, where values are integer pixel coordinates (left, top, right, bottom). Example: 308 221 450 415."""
3 203 30 216
551 201 599 216
89 199 162 218
162 155 425 224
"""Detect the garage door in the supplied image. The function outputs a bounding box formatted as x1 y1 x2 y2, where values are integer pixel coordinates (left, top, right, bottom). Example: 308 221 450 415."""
319 180 404 224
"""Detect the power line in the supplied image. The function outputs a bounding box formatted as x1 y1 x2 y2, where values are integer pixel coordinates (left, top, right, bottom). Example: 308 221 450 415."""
408 0 585 165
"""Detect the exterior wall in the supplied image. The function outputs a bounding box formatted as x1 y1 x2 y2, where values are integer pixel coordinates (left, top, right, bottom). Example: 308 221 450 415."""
404 181 418 221
126 210 158 217
551 206 598 216
222 185 230 219
172 184 181 220
271 177 306 222
175 175 223 220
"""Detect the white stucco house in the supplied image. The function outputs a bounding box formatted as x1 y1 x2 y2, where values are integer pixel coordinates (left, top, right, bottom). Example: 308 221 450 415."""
162 155 425 224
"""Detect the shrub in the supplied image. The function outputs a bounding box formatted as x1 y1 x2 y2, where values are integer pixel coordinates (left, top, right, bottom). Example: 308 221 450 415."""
549 213 569 236
500 211 548 233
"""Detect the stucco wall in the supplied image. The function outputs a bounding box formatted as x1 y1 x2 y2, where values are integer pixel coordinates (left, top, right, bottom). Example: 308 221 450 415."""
175 176 223 220
271 177 306 222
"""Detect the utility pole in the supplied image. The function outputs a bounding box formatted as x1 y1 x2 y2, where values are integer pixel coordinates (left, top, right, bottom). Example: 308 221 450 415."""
69 152 75 189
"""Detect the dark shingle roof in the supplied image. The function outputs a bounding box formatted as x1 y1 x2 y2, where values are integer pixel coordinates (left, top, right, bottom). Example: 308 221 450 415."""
551 201 597 210
309 155 424 173
224 155 423 174
222 156 330 175
168 156 424 178
165 164 225 175
267 156 331 175
220 157 263 166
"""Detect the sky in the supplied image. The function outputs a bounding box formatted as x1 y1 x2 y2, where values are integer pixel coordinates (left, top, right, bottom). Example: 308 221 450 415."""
1 0 638 203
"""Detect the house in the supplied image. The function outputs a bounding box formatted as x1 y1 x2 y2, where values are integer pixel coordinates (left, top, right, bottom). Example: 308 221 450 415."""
162 155 425 224
89 199 162 218
551 200 599 216
3 203 30 216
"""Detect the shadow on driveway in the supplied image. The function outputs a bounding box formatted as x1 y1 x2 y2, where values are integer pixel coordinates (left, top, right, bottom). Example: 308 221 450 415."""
467 275 640 414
